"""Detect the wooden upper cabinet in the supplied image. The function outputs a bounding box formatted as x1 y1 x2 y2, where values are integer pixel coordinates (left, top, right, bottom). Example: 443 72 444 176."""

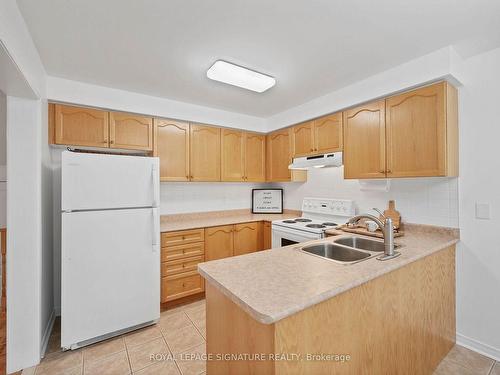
245 133 266 182
233 222 260 256
205 225 234 261
291 121 315 157
221 129 245 181
385 82 457 177
54 104 109 147
314 112 343 153
109 112 153 151
343 100 386 179
155 119 190 181
190 124 221 181
266 128 292 182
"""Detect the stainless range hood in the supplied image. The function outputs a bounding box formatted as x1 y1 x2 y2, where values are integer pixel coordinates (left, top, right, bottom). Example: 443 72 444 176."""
288 152 343 170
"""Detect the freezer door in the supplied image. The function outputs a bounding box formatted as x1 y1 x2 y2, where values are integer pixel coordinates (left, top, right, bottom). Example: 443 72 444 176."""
61 208 160 348
62 151 159 211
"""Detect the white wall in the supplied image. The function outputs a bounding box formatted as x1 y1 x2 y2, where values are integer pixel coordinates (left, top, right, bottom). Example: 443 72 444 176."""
6 97 42 371
274 168 459 228
160 182 268 215
1 0 52 372
47 76 267 132
452 46 500 360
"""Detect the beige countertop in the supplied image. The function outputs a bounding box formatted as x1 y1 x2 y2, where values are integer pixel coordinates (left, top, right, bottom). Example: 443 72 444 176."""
198 223 459 324
160 209 301 232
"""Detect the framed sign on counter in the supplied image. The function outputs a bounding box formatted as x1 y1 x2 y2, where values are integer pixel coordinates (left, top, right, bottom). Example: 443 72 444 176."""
252 189 283 214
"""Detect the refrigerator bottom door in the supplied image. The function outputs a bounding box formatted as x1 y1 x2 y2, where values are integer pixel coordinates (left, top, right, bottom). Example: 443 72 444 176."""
61 208 160 349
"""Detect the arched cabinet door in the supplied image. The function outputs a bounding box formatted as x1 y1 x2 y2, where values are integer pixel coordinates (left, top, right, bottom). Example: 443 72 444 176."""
221 129 245 181
245 133 266 182
190 124 221 181
55 104 109 148
205 225 234 261
155 119 190 181
292 121 314 157
385 82 447 177
314 112 343 154
343 100 386 179
109 112 153 151
266 128 292 182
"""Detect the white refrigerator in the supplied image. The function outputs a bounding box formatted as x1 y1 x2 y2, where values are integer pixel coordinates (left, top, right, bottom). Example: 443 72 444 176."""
61 151 160 350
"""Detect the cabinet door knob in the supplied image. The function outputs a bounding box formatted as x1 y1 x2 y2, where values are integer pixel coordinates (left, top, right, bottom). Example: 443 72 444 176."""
110 140 114 144
379 170 385 174
386 169 392 174
310 148 314 152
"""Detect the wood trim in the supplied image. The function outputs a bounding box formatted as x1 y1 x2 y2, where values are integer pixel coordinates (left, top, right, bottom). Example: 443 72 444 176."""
445 82 459 177
48 103 55 144
0 228 6 375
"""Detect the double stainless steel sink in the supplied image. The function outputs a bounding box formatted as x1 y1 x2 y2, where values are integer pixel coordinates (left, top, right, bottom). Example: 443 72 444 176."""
299 236 401 265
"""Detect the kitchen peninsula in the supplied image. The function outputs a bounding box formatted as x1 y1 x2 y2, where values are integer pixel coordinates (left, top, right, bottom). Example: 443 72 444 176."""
198 224 459 375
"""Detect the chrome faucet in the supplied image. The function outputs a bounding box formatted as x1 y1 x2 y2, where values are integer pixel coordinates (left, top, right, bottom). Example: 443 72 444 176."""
347 208 401 261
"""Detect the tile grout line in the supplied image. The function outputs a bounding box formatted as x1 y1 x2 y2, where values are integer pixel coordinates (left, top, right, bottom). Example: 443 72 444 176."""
183 306 206 340
160 327 183 375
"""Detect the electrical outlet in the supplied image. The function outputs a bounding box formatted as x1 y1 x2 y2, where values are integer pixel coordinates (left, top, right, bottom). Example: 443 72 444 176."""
475 203 490 220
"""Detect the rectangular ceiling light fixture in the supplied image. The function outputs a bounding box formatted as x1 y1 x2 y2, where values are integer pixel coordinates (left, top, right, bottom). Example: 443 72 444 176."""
206 60 276 93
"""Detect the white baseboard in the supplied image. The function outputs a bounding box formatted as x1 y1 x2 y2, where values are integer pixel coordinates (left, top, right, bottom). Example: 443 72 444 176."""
457 332 500 362
40 309 56 359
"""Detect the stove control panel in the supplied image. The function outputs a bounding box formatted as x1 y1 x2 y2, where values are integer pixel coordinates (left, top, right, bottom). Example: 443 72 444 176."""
301 198 355 217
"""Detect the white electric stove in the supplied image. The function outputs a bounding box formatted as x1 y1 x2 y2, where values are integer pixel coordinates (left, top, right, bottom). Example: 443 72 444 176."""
272 198 355 248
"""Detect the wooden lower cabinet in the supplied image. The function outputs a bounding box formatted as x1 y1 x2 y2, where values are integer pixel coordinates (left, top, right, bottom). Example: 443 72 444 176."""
233 222 260 256
161 228 205 303
161 271 204 302
262 221 272 250
205 225 234 261
206 245 456 375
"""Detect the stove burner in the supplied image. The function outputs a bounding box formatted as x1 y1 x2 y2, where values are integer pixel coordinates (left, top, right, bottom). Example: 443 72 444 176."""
306 224 326 229
322 222 338 226
295 218 312 222
282 220 297 224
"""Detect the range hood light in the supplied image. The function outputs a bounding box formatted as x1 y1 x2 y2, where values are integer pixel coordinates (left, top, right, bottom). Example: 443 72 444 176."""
289 152 343 170
207 60 276 93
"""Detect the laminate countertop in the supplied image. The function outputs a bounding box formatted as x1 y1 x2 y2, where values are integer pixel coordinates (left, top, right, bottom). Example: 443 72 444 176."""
198 223 459 324
160 209 301 232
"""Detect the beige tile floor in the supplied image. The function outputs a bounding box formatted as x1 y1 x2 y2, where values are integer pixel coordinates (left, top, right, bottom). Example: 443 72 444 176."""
21 298 499 375
24 299 206 375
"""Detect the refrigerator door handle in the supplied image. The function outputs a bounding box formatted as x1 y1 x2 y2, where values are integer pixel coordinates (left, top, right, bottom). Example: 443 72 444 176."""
152 163 159 208
152 207 160 249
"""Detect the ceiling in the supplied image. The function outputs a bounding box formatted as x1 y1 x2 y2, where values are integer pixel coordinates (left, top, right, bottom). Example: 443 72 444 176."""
16 0 500 117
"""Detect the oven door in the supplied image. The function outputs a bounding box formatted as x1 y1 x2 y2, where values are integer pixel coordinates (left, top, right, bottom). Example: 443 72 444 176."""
271 225 321 248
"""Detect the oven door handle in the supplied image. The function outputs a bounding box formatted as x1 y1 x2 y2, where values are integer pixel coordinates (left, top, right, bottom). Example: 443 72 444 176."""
271 225 321 239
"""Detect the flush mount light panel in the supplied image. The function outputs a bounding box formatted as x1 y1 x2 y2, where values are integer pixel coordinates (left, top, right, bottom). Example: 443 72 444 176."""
206 60 276 93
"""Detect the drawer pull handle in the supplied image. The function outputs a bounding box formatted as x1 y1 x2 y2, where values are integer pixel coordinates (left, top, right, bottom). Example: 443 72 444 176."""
182 283 186 287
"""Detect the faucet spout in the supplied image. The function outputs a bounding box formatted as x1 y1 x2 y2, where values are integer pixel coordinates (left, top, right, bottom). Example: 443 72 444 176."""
347 212 401 261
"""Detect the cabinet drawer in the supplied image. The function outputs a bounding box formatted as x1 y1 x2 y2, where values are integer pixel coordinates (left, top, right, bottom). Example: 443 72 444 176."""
162 228 205 247
162 255 203 277
161 242 205 262
161 272 204 302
